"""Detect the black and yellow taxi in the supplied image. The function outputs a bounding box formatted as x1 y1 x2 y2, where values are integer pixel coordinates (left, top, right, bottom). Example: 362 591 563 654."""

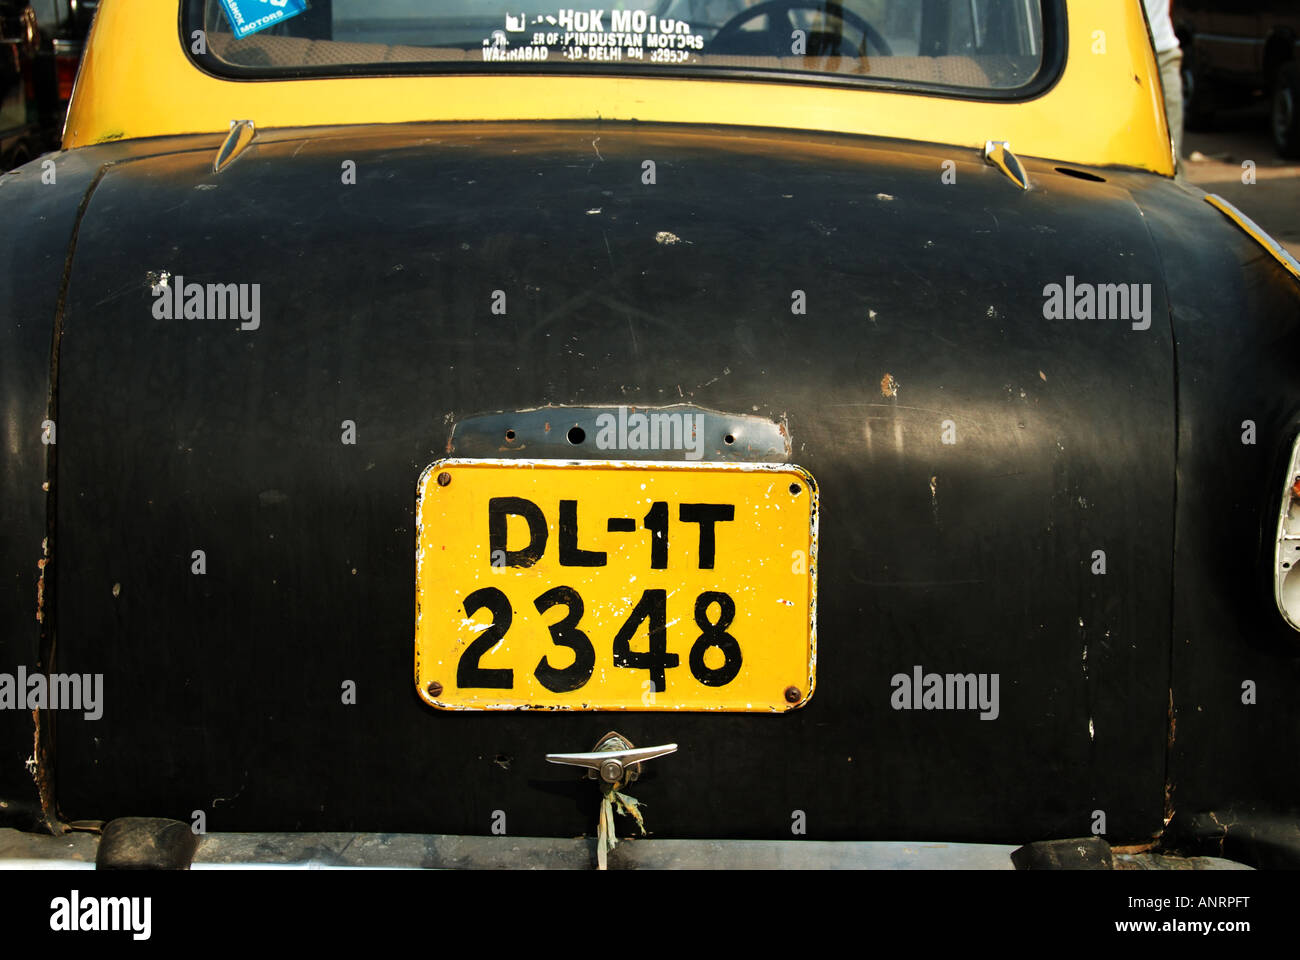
2 0 1299 871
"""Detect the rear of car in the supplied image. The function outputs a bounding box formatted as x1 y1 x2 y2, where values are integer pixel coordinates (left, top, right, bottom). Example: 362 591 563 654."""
1 0 1298 871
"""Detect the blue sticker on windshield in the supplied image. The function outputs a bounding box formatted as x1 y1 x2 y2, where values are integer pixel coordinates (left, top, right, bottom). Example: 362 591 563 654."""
219 0 309 40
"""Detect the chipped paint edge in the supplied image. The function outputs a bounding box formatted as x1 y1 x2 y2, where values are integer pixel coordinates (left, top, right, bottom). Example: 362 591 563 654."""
414 457 818 713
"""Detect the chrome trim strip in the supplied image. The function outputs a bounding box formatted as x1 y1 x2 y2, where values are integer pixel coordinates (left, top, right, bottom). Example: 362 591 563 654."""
983 140 1029 190
0 828 1256 869
213 119 256 174
1205 194 1300 282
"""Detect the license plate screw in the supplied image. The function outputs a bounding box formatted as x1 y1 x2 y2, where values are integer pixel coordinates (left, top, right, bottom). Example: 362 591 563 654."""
784 685 801 703
426 681 444 697
436 472 452 487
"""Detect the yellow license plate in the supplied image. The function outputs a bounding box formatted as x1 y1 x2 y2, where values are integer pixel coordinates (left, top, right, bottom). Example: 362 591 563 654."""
415 459 818 712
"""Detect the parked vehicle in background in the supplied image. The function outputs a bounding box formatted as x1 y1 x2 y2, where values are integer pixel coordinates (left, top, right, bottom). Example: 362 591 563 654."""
0 0 94 170
0 0 41 169
48 1 98 120
1175 0 1300 157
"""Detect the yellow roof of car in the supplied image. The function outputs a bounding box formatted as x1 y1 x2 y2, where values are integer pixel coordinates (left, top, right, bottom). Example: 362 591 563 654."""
64 0 1174 175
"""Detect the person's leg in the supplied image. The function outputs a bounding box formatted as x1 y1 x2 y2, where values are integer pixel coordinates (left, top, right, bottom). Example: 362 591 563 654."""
1158 47 1185 173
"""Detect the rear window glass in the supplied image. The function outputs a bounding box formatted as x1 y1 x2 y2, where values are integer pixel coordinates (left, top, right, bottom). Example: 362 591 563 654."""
186 0 1059 96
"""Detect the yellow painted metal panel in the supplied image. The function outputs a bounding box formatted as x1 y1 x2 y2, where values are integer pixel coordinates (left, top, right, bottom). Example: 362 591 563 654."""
64 0 1174 175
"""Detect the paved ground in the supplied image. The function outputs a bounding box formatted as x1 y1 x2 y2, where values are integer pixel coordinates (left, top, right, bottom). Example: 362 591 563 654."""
1182 103 1300 259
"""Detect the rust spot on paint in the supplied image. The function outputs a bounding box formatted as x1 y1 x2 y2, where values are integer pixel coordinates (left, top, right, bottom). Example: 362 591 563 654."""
1110 841 1157 855
35 537 49 623
35 559 46 623
30 705 64 834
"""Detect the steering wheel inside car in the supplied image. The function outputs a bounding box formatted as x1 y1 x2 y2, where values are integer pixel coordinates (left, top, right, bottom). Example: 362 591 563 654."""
707 0 894 59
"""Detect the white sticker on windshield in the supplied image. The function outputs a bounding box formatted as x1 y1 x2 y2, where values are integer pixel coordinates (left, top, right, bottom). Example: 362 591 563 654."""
481 8 706 64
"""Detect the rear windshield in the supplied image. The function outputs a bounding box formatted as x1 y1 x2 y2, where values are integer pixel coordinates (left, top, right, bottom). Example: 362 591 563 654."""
185 0 1059 96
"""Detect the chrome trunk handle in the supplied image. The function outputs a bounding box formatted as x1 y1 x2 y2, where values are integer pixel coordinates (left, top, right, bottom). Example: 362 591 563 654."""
546 736 677 784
